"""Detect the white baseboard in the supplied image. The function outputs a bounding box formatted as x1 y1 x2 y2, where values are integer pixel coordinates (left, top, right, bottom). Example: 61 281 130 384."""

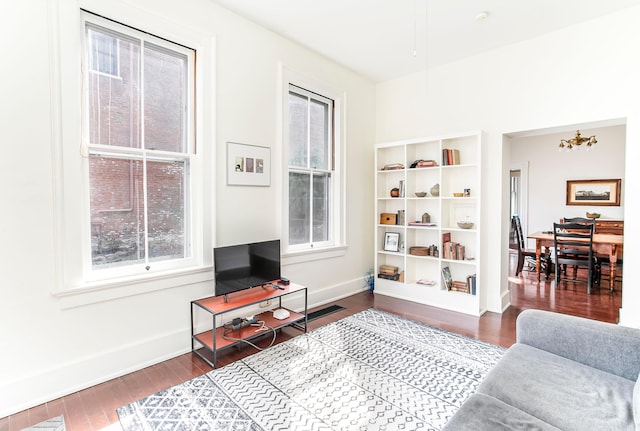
0 328 189 418
1 279 368 417
619 307 640 328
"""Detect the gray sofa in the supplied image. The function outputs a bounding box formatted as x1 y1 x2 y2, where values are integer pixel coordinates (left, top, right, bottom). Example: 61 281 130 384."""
443 309 640 431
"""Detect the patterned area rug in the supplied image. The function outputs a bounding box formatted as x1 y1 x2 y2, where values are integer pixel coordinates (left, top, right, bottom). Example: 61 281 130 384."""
117 309 505 430
20 415 65 431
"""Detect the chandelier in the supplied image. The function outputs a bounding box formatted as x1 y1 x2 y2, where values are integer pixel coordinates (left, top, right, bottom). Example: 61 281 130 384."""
559 130 597 151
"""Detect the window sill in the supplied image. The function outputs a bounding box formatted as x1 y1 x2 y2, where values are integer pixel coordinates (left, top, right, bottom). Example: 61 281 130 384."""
282 245 347 265
53 265 214 309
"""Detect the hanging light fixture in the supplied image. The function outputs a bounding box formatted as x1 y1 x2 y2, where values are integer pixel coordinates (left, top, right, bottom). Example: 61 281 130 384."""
559 130 597 151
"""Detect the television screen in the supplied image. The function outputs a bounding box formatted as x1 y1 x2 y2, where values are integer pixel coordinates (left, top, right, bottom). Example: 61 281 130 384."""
214 239 281 298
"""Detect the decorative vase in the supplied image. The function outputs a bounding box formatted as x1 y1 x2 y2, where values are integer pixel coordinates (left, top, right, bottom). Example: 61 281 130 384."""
390 187 400 197
430 183 440 197
422 212 431 223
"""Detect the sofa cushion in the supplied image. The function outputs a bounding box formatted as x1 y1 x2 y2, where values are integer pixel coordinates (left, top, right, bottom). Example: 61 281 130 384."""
442 393 561 431
478 343 635 431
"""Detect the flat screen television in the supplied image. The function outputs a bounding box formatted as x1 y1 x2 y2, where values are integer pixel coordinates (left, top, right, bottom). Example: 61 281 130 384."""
214 239 281 300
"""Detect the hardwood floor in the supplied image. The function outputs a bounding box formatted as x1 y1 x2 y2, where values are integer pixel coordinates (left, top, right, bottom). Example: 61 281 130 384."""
2 254 621 431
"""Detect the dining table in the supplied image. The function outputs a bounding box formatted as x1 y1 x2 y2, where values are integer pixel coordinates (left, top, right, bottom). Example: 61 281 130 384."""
527 231 623 291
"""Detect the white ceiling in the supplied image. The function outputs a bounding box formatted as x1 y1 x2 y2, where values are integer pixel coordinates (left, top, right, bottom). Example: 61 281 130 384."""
210 0 640 82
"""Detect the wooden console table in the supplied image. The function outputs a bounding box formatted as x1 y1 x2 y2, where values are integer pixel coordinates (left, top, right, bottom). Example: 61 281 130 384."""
528 231 623 291
191 282 307 368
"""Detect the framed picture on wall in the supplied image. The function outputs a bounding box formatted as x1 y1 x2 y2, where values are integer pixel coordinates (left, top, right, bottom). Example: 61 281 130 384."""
227 142 271 186
566 179 621 206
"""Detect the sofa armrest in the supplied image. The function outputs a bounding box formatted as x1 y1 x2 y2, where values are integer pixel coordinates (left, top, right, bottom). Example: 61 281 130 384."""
516 309 640 381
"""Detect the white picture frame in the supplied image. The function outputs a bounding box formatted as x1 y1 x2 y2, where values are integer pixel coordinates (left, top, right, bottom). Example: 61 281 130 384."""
227 142 271 186
383 232 400 252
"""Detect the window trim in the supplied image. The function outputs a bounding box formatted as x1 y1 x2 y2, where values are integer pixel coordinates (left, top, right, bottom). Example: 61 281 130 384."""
278 63 346 263
49 1 215 304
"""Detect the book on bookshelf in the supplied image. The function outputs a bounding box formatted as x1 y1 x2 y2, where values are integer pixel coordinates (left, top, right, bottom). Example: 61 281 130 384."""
467 274 477 295
382 163 404 170
442 149 461 166
443 241 466 260
408 221 437 227
411 159 438 168
450 280 469 293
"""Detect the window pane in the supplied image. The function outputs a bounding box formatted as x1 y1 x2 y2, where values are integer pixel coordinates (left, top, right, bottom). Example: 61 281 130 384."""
289 172 310 245
288 92 308 168
147 160 187 261
310 99 329 170
89 30 118 75
312 173 330 242
89 156 145 268
87 27 141 148
144 44 187 153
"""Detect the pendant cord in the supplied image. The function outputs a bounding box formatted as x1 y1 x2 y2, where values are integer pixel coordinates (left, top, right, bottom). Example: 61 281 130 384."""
413 0 418 57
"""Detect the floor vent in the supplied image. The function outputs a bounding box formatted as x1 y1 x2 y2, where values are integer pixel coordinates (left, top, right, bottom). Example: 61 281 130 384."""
306 305 345 322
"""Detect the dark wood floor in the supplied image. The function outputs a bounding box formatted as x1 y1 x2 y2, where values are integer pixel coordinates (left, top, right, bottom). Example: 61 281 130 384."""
2 254 621 431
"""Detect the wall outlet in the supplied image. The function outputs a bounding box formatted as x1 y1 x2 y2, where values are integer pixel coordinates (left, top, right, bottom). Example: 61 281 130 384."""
259 300 272 308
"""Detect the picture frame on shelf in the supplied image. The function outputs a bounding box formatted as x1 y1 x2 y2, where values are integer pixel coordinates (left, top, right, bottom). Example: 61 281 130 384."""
566 179 621 206
383 232 400 252
441 266 453 290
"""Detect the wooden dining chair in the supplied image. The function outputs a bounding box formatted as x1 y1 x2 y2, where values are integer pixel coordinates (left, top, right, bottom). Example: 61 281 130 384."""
513 215 550 277
553 222 600 294
563 217 623 291
559 217 597 277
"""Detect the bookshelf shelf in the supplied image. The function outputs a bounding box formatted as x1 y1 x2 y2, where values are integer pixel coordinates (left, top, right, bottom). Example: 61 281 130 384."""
374 131 484 316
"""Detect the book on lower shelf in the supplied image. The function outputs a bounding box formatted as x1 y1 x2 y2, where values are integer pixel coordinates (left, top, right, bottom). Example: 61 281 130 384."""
450 280 468 293
467 274 477 295
378 272 404 281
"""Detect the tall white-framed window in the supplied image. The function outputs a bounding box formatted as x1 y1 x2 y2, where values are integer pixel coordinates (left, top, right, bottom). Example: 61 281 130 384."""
48 1 215 306
82 13 195 280
288 85 334 250
282 73 345 258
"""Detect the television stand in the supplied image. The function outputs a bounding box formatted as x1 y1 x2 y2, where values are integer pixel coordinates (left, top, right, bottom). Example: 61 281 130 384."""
190 282 307 368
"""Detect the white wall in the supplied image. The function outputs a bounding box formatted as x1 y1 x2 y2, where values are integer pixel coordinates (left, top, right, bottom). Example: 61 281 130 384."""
0 0 375 416
510 125 626 247
376 7 640 324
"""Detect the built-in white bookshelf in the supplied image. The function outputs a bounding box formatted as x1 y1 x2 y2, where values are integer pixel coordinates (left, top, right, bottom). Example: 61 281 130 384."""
374 131 484 316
